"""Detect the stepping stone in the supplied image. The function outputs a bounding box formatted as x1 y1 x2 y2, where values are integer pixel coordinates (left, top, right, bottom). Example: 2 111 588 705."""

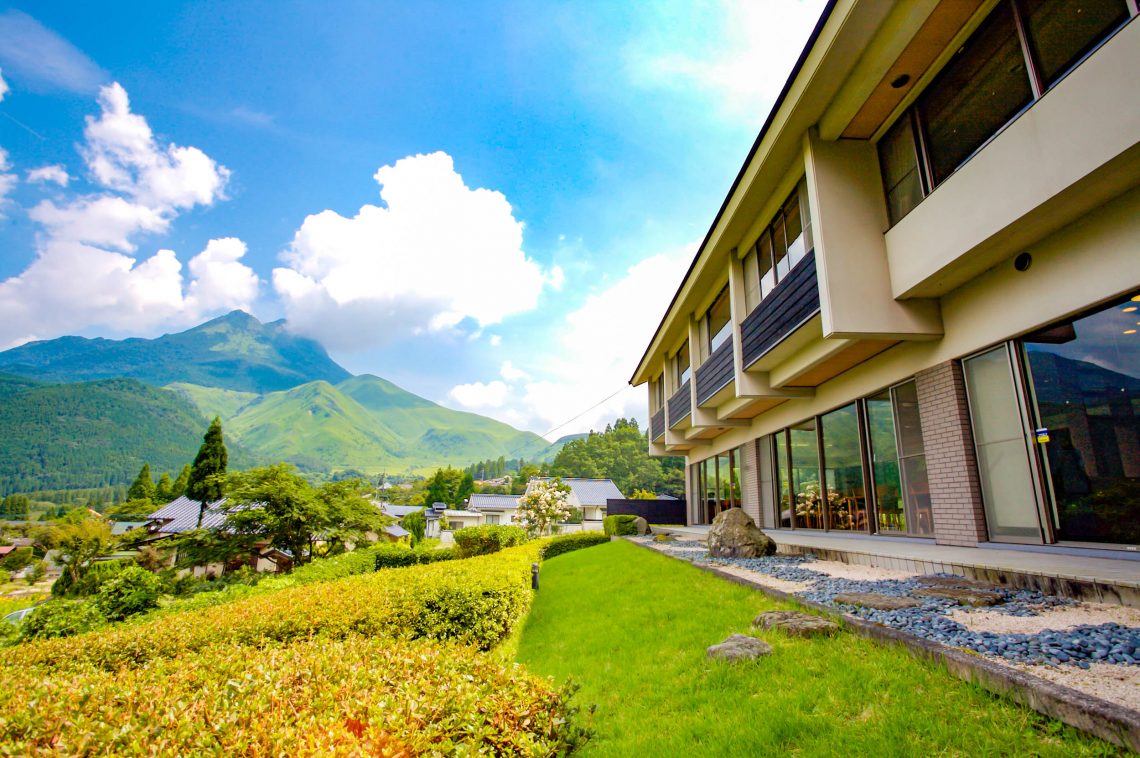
707 633 773 661
917 575 998 591
913 587 1003 607
833 592 921 610
753 610 840 637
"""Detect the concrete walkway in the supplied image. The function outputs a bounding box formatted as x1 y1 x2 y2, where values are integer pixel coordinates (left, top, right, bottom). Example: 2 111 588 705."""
657 525 1140 606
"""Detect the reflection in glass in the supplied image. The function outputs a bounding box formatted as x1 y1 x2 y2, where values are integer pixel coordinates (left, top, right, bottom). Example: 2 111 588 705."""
789 420 822 529
1024 292 1140 546
821 404 867 531
775 433 792 528
867 391 905 532
892 381 933 536
1023 0 1129 88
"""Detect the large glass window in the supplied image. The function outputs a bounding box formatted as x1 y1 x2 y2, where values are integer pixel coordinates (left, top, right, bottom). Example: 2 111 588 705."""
892 381 933 536
878 0 1133 225
774 433 792 528
789 420 823 529
742 249 760 312
820 404 867 531
866 390 905 532
696 447 742 524
705 287 732 354
1023 292 1140 546
743 181 812 310
675 341 691 386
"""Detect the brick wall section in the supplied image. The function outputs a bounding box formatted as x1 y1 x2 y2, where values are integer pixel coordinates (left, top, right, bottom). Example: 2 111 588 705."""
741 439 761 524
915 360 989 546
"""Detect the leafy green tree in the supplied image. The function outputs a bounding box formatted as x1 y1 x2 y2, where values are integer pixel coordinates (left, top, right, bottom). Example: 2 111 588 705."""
126 463 156 503
424 467 464 508
170 464 191 500
95 565 165 621
312 478 387 557
188 417 228 527
549 418 685 497
154 472 174 503
402 508 426 546
457 471 475 506
225 464 323 565
630 488 657 500
1 494 30 520
105 498 156 522
35 514 115 590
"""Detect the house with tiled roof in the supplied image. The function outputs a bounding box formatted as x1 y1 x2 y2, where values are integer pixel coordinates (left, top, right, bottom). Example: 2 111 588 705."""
467 493 521 525
527 478 625 522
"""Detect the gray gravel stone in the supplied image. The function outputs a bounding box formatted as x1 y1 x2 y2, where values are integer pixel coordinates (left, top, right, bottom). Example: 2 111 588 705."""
753 610 840 637
707 633 773 661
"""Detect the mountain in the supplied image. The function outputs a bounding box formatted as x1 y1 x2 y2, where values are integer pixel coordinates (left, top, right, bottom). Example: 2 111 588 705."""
0 310 350 394
0 376 254 495
225 375 552 473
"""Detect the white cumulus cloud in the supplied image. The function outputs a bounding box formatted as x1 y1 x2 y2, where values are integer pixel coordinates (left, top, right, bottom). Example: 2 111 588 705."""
0 67 8 101
0 148 17 209
449 379 511 409
273 151 551 350
500 360 530 381
26 164 70 186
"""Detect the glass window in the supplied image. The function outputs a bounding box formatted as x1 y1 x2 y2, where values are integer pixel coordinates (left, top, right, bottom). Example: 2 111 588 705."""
784 192 806 268
1022 0 1129 88
706 287 732 354
742 250 760 312
820 404 868 531
866 391 905 533
676 341 691 386
892 381 933 536
919 2 1034 185
789 420 822 529
757 231 777 300
653 376 664 410
772 213 790 281
774 433 792 528
485 513 500 525
878 113 925 225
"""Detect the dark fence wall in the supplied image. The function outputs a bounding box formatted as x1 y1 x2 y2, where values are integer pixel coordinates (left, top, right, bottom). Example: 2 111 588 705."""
607 498 687 524
741 250 820 368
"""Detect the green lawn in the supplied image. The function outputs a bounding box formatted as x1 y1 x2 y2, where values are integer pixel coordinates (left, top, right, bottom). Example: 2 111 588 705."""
516 540 1124 757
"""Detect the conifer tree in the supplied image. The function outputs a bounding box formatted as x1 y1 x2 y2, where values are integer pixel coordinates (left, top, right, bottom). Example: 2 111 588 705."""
187 417 228 527
127 463 156 503
170 464 191 499
154 473 174 503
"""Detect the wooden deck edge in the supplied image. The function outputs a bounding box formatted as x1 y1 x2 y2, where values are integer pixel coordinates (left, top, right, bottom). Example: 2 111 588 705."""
625 537 1140 752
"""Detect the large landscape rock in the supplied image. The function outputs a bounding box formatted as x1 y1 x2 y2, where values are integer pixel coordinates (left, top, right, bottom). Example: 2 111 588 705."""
833 592 921 610
633 516 650 535
917 575 999 591
753 610 840 637
913 587 1003 607
706 633 773 661
707 508 776 558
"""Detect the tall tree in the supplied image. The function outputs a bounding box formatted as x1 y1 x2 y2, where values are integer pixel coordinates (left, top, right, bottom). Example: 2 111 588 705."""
456 471 475 506
170 464 191 499
126 463 156 503
188 417 228 527
154 472 174 503
424 467 464 507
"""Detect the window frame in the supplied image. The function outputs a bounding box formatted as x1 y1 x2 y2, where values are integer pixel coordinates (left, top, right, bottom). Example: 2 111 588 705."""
741 180 813 313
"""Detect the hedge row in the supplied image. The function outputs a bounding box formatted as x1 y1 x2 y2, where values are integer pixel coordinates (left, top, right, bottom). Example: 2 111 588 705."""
453 524 528 558
603 514 640 536
374 544 458 569
4 542 545 671
541 532 610 560
0 636 587 756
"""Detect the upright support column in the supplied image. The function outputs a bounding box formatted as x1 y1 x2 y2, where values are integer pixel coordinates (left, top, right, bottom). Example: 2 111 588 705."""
915 360 988 546
740 439 761 525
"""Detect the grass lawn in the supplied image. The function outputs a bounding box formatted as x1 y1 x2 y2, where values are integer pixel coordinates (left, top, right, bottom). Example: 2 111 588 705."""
516 540 1124 757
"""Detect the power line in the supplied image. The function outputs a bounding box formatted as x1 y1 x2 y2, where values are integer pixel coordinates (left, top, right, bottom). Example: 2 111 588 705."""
499 384 631 461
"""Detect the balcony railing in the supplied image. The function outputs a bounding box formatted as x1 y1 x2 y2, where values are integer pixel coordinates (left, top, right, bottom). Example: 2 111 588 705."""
695 339 734 405
741 250 820 368
650 408 665 440
667 381 691 427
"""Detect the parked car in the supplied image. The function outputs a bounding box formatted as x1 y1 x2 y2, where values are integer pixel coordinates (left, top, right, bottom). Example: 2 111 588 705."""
3 606 34 625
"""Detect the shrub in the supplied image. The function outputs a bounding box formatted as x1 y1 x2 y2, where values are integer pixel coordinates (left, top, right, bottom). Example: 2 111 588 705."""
95 566 165 621
0 636 588 755
452 525 527 558
542 531 610 560
52 559 128 598
0 546 33 572
18 600 104 641
604 514 640 537
374 544 458 569
0 569 8 585
7 542 544 669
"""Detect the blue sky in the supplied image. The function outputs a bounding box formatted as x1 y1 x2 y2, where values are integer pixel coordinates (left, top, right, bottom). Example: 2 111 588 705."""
0 0 825 438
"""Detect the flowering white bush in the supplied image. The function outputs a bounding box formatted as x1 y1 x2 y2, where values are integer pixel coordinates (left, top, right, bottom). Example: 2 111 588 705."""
516 479 572 537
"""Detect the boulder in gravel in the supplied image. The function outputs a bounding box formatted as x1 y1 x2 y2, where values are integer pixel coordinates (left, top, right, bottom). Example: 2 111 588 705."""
917 575 998 591
706 633 773 661
833 592 921 610
633 516 650 535
707 507 776 558
753 610 840 637
913 587 1003 607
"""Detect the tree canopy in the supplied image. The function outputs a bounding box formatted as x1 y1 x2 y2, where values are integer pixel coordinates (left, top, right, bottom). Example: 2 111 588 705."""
549 418 684 497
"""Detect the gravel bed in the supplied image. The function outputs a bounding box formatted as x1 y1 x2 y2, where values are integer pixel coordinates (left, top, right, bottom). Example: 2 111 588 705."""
637 538 1140 669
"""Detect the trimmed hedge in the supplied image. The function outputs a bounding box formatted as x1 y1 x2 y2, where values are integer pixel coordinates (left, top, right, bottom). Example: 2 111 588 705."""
542 531 610 560
18 600 104 642
4 542 545 670
0 636 588 755
453 525 527 558
603 514 640 537
374 544 458 569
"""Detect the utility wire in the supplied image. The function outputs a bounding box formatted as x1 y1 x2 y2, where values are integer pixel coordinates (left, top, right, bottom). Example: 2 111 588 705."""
499 384 630 461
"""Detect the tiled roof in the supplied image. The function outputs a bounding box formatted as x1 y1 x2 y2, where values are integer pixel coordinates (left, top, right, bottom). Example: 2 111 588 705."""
443 509 478 518
532 478 625 505
468 493 519 510
379 503 424 518
148 496 230 533
385 525 411 538
110 521 148 536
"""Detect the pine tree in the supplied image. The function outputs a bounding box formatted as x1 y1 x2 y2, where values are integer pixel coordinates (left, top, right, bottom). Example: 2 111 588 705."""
187 417 228 527
154 473 174 503
170 464 191 499
457 471 475 506
127 463 156 503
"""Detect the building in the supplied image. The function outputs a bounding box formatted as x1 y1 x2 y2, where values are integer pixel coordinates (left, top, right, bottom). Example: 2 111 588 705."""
631 1 1140 554
467 493 522 524
527 478 625 522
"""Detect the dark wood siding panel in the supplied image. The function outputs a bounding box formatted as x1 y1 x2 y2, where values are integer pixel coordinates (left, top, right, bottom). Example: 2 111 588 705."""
668 381 691 426
651 409 665 440
695 340 735 405
741 251 820 368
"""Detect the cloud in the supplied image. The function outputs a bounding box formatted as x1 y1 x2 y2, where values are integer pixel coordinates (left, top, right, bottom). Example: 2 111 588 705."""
626 0 826 123
446 242 694 438
26 164 70 186
0 67 8 101
0 82 254 348
449 380 511 409
489 335 502 347
229 106 274 128
0 148 16 210
0 11 108 94
274 151 551 350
